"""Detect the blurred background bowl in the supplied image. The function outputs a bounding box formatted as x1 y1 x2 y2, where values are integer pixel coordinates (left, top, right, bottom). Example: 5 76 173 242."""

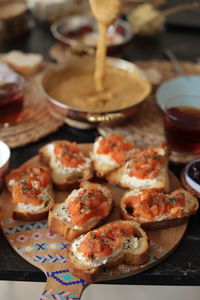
51 15 134 55
0 1 34 41
41 56 151 129
0 141 10 189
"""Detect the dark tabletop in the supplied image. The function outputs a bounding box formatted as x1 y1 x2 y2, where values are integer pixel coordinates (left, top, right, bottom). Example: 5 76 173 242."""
1 7 200 286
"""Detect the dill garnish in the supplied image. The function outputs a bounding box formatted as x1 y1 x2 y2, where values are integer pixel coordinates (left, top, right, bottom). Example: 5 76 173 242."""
169 196 177 205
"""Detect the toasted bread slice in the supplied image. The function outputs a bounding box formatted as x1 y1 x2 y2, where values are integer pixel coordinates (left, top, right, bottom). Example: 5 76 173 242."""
48 181 113 242
121 188 199 230
13 197 54 221
6 165 54 221
66 220 149 282
48 181 113 241
107 145 169 192
39 140 93 191
2 51 43 76
91 135 139 178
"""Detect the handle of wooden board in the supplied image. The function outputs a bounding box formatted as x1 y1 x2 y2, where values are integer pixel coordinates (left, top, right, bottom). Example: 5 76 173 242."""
40 270 87 300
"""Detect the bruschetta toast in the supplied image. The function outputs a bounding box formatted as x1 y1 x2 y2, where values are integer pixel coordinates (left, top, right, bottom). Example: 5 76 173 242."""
39 140 93 191
2 51 43 76
6 166 54 221
121 188 199 229
106 145 169 192
48 181 113 241
66 220 149 282
91 135 139 177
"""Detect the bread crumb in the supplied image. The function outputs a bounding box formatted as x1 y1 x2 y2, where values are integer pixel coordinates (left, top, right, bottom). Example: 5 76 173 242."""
144 67 162 85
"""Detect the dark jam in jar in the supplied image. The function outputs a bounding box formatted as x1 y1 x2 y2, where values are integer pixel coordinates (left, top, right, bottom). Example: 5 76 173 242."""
188 161 200 184
164 106 200 154
0 63 25 124
64 25 93 40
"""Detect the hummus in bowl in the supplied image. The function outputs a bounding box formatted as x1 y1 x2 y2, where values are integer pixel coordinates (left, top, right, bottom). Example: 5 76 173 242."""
41 56 151 128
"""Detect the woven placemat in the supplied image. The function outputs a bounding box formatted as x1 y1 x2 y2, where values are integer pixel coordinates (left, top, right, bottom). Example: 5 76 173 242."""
0 68 64 149
98 60 200 163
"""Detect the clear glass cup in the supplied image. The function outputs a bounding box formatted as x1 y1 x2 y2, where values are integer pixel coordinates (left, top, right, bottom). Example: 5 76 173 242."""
163 95 200 154
0 63 26 125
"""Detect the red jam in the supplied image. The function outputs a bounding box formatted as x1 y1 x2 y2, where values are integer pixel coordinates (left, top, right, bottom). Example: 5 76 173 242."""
64 25 93 40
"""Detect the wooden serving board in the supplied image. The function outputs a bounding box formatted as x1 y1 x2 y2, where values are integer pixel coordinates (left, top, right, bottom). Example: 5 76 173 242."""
0 144 188 300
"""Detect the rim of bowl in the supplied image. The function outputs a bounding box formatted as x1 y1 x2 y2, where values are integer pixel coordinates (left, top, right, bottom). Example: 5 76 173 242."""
51 15 134 48
40 57 152 114
184 158 200 194
0 140 10 168
156 75 200 111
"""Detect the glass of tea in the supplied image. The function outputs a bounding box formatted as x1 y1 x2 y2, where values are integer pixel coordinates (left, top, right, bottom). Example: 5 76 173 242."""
0 63 26 125
163 95 200 154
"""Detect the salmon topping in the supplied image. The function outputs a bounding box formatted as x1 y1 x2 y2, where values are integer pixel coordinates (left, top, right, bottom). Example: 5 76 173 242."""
123 190 186 221
96 135 135 165
8 166 51 206
67 185 110 227
78 223 134 260
54 141 85 168
129 149 165 179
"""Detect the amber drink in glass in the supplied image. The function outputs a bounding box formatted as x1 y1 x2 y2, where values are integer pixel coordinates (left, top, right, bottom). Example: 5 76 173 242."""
0 63 25 124
163 96 200 154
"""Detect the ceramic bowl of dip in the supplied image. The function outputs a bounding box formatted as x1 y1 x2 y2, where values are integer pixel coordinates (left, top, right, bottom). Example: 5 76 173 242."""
51 15 133 55
41 56 151 129
0 141 10 189
181 158 200 198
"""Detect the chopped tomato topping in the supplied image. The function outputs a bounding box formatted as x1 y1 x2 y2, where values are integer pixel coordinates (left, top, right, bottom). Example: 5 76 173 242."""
78 232 112 258
78 223 134 260
129 148 165 179
96 135 135 165
7 169 22 182
54 141 85 168
123 190 186 221
7 166 51 206
12 185 43 206
67 185 110 226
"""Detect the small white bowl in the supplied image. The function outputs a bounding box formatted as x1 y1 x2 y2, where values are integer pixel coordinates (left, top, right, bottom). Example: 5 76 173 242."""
184 158 200 195
0 141 10 189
